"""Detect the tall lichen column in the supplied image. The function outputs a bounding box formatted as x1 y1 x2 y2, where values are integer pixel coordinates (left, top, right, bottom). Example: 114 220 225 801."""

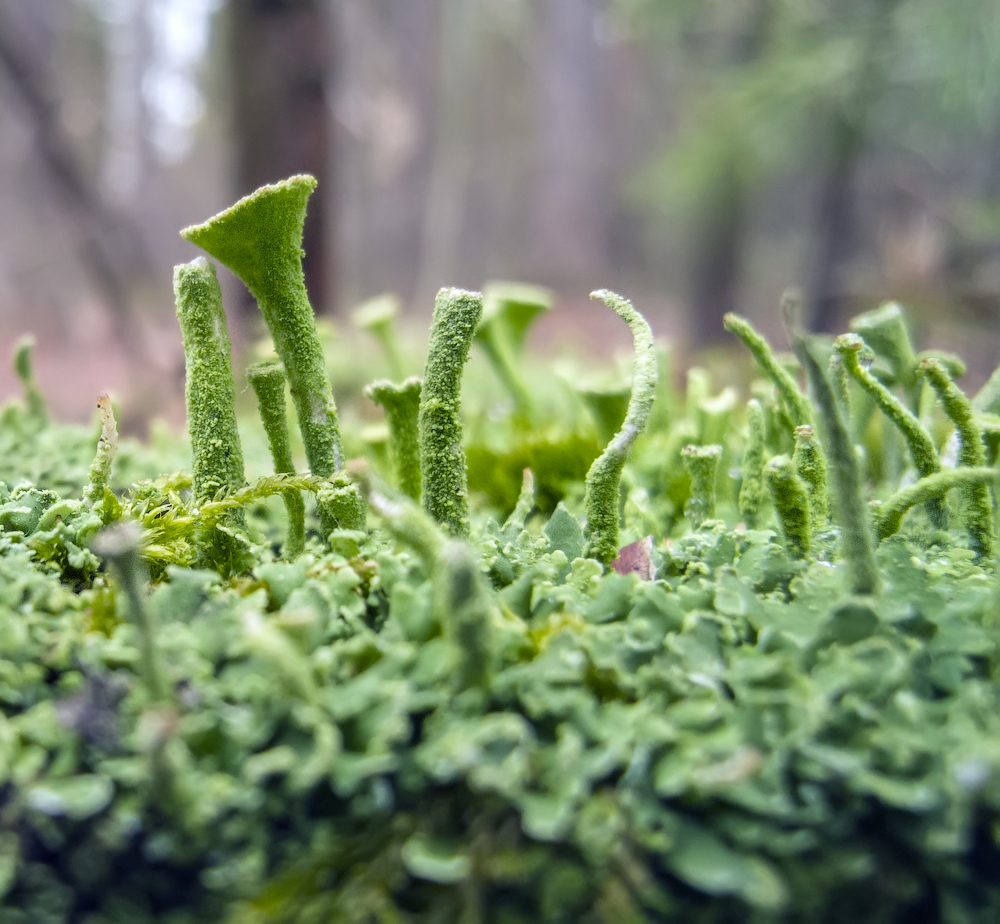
174 258 246 504
584 290 658 563
419 288 483 536
180 176 341 485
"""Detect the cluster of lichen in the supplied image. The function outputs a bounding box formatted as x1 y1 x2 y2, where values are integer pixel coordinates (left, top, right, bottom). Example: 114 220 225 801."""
5 176 1000 923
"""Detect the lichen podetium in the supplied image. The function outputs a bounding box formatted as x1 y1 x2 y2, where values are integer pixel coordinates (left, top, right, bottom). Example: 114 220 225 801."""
764 455 810 556
794 334 879 596
247 360 306 559
174 258 245 505
180 176 342 498
835 332 945 529
583 290 657 563
419 288 483 536
682 444 722 528
723 312 812 428
738 399 766 528
918 358 994 558
366 377 422 501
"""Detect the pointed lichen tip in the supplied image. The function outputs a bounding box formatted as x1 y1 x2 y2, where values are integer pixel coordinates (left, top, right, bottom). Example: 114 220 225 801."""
179 173 318 244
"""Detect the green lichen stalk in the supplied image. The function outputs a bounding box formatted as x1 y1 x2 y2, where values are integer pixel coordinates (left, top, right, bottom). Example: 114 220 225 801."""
174 258 246 506
872 467 997 542
682 445 722 528
765 455 810 556
850 303 919 406
793 425 829 530
92 521 167 702
353 294 406 381
918 358 993 558
723 313 812 427
835 332 945 529
794 335 879 596
437 541 494 692
366 377 423 500
419 287 483 536
738 400 766 528
583 290 658 562
318 473 366 533
475 281 552 417
247 361 306 559
84 394 118 506
180 176 342 492
13 335 48 424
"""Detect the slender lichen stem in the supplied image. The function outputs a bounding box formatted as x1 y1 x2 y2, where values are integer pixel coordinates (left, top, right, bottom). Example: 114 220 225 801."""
475 282 551 417
723 313 812 427
682 444 721 528
419 288 483 536
872 467 997 542
366 377 423 500
738 400 766 528
180 176 342 491
765 455 810 556
835 332 945 529
793 334 879 596
918 358 994 558
174 258 245 505
793 425 829 530
353 294 406 381
849 302 919 408
93 521 168 702
583 290 658 563
247 360 306 559
13 335 48 425
84 394 118 507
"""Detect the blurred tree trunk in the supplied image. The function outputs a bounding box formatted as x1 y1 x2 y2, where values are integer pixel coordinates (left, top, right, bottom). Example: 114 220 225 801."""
0 0 150 342
805 0 899 332
229 0 331 312
688 0 769 346
689 152 748 346
530 0 608 287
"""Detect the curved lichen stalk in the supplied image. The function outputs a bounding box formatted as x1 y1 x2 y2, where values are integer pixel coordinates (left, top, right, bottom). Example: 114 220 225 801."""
419 288 483 536
918 358 993 558
180 176 342 496
835 333 945 529
871 467 997 542
723 313 812 428
584 290 657 563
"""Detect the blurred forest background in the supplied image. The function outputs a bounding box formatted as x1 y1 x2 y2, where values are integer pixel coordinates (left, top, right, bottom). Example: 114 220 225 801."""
2 0 1000 431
